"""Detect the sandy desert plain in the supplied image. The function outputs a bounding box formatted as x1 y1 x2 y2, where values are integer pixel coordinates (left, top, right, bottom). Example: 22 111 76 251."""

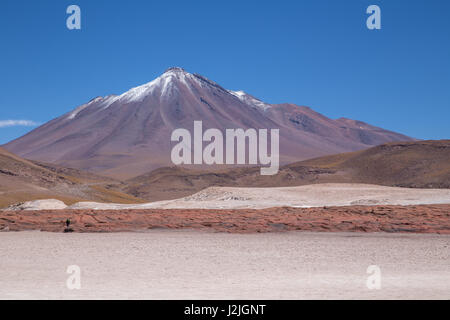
0 183 449 300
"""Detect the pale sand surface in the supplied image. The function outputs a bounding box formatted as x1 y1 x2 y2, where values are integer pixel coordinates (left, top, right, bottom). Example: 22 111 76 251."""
0 230 449 299
9 183 450 210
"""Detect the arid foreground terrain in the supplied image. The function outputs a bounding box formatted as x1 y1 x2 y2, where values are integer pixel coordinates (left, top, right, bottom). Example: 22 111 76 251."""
1 200 449 300
0 231 448 299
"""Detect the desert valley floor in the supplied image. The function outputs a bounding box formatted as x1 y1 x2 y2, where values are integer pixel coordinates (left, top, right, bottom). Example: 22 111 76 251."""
0 230 448 299
1 183 449 299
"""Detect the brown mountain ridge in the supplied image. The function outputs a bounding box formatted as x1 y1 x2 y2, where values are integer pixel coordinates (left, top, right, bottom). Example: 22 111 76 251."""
114 140 450 201
1 140 449 207
0 147 144 208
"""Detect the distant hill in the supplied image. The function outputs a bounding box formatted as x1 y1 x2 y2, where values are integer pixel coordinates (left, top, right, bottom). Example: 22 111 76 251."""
297 140 450 188
116 140 450 201
0 147 144 208
2 140 448 207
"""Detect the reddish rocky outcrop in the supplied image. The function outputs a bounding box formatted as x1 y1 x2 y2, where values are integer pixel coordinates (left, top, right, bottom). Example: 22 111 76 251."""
1 204 449 234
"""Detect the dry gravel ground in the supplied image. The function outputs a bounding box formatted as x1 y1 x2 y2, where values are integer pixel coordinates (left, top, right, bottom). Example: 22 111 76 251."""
69 183 450 210
0 230 448 299
8 183 450 211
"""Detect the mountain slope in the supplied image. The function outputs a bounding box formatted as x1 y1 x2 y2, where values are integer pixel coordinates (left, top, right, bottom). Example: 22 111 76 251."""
115 140 450 201
3 67 413 179
0 147 144 208
297 139 450 188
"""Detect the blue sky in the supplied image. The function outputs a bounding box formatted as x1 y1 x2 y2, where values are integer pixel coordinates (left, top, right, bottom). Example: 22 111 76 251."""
0 0 449 144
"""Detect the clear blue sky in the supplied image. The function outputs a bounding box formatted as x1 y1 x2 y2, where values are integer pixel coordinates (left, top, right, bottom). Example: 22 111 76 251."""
1 0 449 144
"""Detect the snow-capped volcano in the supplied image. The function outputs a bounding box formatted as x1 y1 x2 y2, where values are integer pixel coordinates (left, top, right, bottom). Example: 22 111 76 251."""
66 67 271 117
3 67 413 179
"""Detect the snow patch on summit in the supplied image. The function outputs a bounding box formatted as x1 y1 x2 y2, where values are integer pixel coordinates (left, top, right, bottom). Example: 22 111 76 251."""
228 90 272 111
66 97 101 120
66 67 272 121
66 96 119 120
112 68 199 103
